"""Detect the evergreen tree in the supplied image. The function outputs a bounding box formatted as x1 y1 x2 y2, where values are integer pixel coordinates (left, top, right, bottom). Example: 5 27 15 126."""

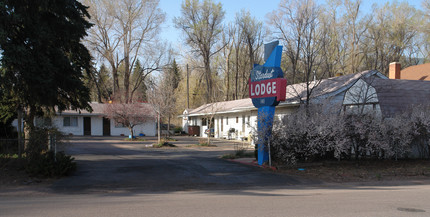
168 59 181 90
130 59 148 102
0 0 93 139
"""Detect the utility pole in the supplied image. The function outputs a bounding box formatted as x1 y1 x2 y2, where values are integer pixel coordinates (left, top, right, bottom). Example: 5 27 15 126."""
186 64 189 109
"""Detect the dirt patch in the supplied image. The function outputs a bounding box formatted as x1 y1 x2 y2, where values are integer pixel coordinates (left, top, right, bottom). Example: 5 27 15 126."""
0 159 54 188
278 159 430 183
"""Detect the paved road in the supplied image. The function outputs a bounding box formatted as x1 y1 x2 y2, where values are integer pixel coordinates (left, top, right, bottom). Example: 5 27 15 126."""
1 137 430 216
2 185 430 217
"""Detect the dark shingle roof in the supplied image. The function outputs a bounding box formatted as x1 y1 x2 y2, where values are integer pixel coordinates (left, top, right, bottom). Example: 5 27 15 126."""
370 78 430 117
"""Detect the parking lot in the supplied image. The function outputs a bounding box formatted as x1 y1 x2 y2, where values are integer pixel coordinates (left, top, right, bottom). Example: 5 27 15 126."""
47 136 303 193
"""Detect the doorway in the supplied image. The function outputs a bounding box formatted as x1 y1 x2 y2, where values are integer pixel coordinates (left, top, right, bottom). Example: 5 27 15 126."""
103 117 111 136
84 117 91 136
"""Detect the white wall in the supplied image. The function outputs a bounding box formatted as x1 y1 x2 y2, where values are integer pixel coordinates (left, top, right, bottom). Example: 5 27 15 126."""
53 115 84 136
182 110 189 133
211 112 254 140
188 106 297 140
13 114 157 137
91 117 103 136
110 120 156 137
53 115 156 137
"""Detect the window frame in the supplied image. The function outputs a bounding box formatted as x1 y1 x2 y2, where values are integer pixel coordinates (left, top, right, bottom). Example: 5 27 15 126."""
63 117 78 127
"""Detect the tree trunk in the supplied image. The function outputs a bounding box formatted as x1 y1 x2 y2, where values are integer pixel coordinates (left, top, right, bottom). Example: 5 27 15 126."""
24 105 36 152
226 49 230 101
235 48 239 100
204 54 212 103
124 72 130 103
110 62 119 101
167 115 171 137
128 126 134 139
207 118 211 145
17 108 23 158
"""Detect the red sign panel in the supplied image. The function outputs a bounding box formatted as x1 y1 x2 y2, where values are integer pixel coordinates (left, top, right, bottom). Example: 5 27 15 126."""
249 78 287 101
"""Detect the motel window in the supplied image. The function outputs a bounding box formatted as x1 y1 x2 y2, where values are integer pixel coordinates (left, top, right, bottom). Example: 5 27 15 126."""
236 116 239 123
202 118 207 126
221 117 224 131
115 121 126 128
63 117 78 127
226 117 228 125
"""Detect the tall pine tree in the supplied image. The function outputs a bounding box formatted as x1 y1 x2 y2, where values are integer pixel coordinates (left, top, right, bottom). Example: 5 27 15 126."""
0 0 93 140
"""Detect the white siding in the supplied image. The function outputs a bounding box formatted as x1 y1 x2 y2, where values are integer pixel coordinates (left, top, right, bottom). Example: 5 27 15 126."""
182 110 189 133
53 115 84 136
52 115 156 137
191 106 296 140
110 119 156 136
91 117 103 136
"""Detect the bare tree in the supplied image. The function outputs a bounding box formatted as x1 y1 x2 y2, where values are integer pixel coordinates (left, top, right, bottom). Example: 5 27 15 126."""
343 0 368 74
236 9 264 98
174 0 225 103
268 0 306 84
364 2 421 74
104 103 154 138
269 0 328 105
320 0 345 77
147 73 177 144
220 24 234 101
84 0 166 103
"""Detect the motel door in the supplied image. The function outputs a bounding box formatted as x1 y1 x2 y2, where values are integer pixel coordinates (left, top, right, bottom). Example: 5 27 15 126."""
103 117 111 136
84 117 91 136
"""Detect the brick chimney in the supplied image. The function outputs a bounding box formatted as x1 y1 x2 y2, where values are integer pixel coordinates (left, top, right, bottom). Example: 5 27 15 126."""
389 62 401 79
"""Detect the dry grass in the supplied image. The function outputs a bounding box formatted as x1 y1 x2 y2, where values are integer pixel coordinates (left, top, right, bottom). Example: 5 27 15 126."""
278 159 430 183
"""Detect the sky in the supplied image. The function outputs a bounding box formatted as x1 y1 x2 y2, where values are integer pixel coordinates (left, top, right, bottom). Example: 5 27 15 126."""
158 0 422 48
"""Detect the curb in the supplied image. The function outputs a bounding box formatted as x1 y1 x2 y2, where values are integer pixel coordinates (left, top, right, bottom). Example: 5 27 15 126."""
227 158 277 171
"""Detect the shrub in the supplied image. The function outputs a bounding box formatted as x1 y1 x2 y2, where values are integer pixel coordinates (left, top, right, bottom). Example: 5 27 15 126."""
153 138 176 148
196 138 215 146
270 105 424 166
174 126 183 134
22 127 74 178
26 151 76 177
25 127 70 159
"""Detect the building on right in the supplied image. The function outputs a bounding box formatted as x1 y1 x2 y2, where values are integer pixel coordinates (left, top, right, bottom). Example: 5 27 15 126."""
389 62 430 81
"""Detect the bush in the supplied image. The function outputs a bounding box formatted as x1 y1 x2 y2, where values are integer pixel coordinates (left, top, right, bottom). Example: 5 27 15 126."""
270 105 426 166
23 127 74 177
196 138 216 146
26 151 76 177
174 126 182 134
25 127 70 159
153 138 176 148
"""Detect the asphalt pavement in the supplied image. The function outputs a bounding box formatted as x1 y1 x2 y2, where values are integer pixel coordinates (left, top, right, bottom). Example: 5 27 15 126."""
49 136 306 193
2 136 430 217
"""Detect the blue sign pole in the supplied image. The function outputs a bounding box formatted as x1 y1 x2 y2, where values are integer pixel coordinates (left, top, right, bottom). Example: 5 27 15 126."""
257 106 275 165
250 41 286 166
